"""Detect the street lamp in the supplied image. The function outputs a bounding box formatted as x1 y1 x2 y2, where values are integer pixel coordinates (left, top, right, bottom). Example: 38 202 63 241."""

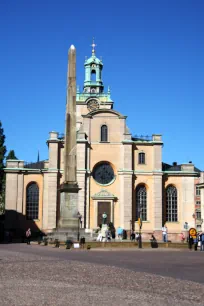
192 213 196 229
77 212 82 242
130 220 132 239
138 202 142 249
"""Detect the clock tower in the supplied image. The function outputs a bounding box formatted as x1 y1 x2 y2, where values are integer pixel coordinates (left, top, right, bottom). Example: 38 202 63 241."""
76 40 113 118
83 39 104 94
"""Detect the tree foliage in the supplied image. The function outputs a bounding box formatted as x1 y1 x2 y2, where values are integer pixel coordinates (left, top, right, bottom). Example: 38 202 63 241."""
6 150 18 160
0 121 6 213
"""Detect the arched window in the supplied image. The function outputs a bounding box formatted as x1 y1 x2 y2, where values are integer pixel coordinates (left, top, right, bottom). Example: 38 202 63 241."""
138 152 145 164
26 182 39 220
136 185 147 221
101 125 108 142
91 70 96 81
166 185 177 222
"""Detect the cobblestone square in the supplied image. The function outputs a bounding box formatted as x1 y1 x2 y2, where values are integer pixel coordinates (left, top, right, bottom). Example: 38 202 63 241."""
0 244 204 305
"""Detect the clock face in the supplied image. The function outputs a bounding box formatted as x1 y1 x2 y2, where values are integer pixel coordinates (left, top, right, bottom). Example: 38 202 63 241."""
87 99 99 112
93 162 114 185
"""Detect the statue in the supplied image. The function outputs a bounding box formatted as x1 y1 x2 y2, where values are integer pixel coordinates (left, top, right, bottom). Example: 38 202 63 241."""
102 212 107 224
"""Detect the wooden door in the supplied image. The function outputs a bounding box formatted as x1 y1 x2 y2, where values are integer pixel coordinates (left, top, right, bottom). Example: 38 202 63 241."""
97 202 111 226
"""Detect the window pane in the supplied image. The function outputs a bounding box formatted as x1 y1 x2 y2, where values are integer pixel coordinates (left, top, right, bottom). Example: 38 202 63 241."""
196 211 201 219
166 185 177 222
26 183 39 220
196 187 200 196
136 185 147 221
138 153 145 164
101 125 108 142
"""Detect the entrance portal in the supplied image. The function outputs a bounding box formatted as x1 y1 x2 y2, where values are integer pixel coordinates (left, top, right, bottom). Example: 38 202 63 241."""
97 201 111 226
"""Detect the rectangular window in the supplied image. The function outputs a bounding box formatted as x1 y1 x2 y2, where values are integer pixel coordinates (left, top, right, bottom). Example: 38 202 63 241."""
101 125 108 142
196 186 200 196
196 211 201 220
138 152 145 164
196 201 201 206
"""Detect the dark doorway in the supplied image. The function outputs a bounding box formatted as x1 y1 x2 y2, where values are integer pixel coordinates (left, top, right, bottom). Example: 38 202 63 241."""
97 202 111 226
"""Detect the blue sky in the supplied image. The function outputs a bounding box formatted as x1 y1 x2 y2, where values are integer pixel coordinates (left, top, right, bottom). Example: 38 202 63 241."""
0 0 204 170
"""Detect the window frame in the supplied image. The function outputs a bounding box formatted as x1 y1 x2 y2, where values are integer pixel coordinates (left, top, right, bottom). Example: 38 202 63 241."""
196 209 201 220
196 186 201 196
100 124 108 142
91 69 96 81
196 201 201 206
136 184 147 221
26 182 39 220
166 185 178 222
138 152 145 164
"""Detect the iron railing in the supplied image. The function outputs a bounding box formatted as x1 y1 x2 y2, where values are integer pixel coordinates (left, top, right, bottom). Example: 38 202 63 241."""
24 161 45 169
132 135 152 141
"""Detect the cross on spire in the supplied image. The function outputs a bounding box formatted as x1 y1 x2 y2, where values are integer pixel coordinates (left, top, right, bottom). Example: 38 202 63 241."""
91 37 97 55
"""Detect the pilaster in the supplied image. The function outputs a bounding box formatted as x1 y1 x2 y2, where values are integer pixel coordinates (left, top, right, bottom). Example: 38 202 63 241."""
200 184 204 231
119 142 133 229
181 176 198 229
5 160 25 229
47 171 58 230
152 174 163 230
17 174 24 214
152 135 162 171
46 132 60 230
42 172 49 230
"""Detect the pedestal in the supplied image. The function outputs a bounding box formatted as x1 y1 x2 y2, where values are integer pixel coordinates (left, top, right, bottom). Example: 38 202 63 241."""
58 183 80 229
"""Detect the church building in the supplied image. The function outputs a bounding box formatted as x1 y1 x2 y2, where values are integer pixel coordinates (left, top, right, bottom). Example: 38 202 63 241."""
5 43 203 240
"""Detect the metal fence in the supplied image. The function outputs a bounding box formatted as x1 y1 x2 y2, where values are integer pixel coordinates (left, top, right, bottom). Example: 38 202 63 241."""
133 135 152 141
24 161 45 169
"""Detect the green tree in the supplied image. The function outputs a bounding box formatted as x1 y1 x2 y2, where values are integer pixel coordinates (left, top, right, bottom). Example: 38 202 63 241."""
6 150 18 160
0 121 7 214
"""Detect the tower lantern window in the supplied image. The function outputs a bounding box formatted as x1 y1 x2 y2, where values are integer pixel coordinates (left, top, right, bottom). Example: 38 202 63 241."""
91 70 96 81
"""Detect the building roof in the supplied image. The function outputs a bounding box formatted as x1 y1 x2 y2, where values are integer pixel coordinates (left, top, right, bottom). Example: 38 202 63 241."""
24 161 45 170
162 162 201 172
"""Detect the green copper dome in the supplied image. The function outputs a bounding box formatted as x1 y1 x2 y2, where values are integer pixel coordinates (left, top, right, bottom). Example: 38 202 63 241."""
85 55 103 66
83 39 104 93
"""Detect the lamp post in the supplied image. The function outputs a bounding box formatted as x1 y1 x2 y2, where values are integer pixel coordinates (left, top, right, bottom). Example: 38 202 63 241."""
130 220 132 239
138 201 142 249
77 212 82 242
192 213 196 229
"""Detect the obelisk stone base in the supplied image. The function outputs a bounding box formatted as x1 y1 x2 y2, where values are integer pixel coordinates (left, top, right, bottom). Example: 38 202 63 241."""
58 183 80 229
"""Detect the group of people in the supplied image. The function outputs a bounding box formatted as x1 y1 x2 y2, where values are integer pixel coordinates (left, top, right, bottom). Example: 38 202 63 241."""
130 231 140 241
97 222 116 242
188 232 204 251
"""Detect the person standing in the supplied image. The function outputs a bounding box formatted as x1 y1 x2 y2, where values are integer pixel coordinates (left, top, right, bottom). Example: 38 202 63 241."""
130 231 135 241
117 227 123 240
26 228 31 245
180 232 185 242
162 224 168 242
200 233 204 251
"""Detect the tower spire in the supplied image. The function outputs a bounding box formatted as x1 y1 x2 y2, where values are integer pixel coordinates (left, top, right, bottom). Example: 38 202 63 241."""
91 37 96 55
37 150 40 162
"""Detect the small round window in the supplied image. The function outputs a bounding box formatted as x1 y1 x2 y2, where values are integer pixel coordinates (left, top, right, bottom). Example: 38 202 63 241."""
93 162 114 185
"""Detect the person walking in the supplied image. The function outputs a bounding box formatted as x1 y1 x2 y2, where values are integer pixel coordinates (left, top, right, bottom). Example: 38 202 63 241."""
200 233 204 251
26 228 31 245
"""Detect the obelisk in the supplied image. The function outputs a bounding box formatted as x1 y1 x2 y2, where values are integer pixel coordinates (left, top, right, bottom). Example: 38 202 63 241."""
59 45 80 228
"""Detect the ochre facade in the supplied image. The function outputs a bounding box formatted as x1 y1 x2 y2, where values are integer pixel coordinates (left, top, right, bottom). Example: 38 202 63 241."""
4 45 203 240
